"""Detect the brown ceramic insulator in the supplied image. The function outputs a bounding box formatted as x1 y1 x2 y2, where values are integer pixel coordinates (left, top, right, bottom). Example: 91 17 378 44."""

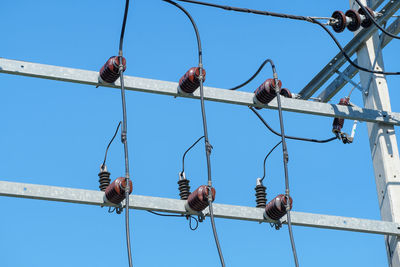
255 184 267 208
358 6 375 28
178 179 191 200
178 67 206 94
264 194 293 221
98 170 111 192
279 88 292 98
345 9 362 32
186 185 215 212
253 79 282 109
332 97 350 134
99 56 127 84
104 177 133 205
331 10 347 33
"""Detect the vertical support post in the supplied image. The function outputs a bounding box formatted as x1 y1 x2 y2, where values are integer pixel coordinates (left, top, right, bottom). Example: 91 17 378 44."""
350 1 400 266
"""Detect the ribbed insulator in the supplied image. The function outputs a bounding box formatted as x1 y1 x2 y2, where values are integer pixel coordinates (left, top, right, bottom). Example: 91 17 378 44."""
98 170 111 192
332 97 350 134
264 194 293 221
99 56 127 84
358 7 374 28
331 11 347 33
254 79 282 109
345 9 361 32
255 184 267 208
178 179 191 200
186 185 215 212
178 67 206 94
279 88 292 99
104 177 132 205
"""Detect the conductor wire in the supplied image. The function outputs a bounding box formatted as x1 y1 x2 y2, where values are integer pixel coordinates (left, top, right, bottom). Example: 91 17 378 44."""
102 121 122 168
176 0 400 75
260 141 282 182
182 136 205 173
116 0 133 267
163 1 225 266
354 0 400 40
250 107 337 143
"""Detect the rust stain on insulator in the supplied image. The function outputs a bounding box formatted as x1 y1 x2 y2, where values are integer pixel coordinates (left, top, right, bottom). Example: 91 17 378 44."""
178 67 206 94
185 185 215 213
104 177 132 205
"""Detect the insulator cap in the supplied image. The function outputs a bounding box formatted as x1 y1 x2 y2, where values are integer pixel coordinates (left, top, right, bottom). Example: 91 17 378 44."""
104 177 133 205
264 194 293 221
345 9 362 32
331 11 347 33
279 88 292 99
178 67 206 94
358 7 375 28
332 97 350 134
253 79 282 109
99 56 127 84
185 185 215 213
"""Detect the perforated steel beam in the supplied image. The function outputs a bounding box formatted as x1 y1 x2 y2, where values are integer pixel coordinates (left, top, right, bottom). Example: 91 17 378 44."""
298 0 400 100
1 58 399 125
0 180 399 236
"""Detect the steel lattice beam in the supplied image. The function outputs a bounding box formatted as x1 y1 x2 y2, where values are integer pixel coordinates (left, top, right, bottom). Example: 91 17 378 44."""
298 0 400 100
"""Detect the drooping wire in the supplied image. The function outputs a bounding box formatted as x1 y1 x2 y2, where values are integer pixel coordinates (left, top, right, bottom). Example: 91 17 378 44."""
163 1 225 266
176 0 400 75
146 211 199 230
250 107 337 143
267 59 299 267
102 121 122 168
116 0 133 266
182 136 205 173
229 59 271 90
355 0 400 40
260 141 282 182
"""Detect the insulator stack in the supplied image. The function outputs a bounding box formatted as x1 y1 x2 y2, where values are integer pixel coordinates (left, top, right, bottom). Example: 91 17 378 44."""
185 185 215 213
98 165 111 192
331 8 376 33
178 172 191 200
264 194 293 221
99 56 127 84
104 177 133 205
332 97 350 134
279 88 292 99
253 79 282 109
178 67 206 94
255 178 267 208
345 9 361 32
358 7 375 28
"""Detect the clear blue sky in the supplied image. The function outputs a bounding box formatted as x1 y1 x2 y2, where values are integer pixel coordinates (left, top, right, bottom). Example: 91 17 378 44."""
1 1 400 266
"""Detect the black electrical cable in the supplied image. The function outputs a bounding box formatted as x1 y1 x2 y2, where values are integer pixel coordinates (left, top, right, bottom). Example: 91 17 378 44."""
162 1 225 266
102 121 122 168
229 59 271 90
146 211 199 230
260 141 282 182
262 59 299 267
147 210 185 217
116 0 133 267
182 136 205 173
250 107 338 143
176 0 400 76
355 0 400 40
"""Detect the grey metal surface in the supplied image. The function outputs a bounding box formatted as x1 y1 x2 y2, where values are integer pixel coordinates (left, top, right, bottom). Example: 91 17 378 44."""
298 0 400 100
1 180 399 236
1 58 400 125
317 17 400 102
